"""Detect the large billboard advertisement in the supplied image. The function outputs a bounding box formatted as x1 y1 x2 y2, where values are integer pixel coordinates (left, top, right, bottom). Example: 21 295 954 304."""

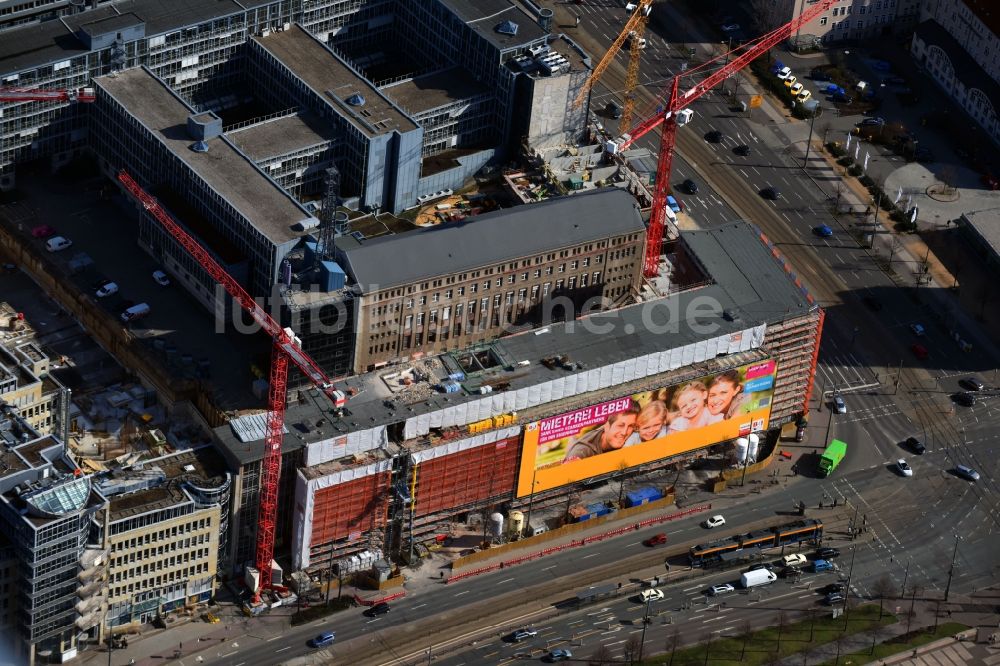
515 359 778 497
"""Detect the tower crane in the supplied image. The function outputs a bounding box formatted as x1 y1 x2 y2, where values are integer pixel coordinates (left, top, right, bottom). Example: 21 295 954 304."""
116 170 346 600
609 0 833 277
0 87 95 103
572 0 653 131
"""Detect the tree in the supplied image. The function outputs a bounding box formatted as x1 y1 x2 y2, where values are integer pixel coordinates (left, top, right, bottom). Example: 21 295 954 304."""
666 626 682 666
775 611 789 652
616 461 629 508
872 575 895 620
702 632 715 666
589 645 613 666
738 618 753 660
938 165 958 194
749 0 792 40
623 635 643 665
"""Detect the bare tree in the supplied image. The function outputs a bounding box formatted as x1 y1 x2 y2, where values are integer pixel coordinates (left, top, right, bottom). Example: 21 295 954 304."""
738 618 753 660
665 626 682 666
702 632 715 666
589 645 613 666
938 165 958 194
749 0 792 38
872 575 895 620
776 610 789 652
623 634 642 665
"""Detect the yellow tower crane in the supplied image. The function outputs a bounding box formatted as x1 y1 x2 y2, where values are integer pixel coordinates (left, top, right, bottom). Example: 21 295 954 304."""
573 0 653 132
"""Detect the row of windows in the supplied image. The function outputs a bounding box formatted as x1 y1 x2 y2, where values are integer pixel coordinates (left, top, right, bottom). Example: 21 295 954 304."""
112 547 211 584
110 561 209 599
112 531 212 565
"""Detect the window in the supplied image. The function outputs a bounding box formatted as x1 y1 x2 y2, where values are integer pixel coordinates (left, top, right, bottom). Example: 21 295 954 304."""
481 298 489 312
568 277 577 289
518 288 527 301
442 307 451 320
470 284 477 294
580 274 588 288
545 266 553 275
521 272 528 281
416 313 424 326
455 304 463 317
543 282 551 296
570 260 578 270
859 5 866 13
496 278 503 287
558 264 565 273
506 292 514 305
406 298 413 309
582 257 589 267
432 293 440 303
820 16 827 25
494 295 502 307
404 315 412 329
593 271 601 283
531 285 539 299
856 19 863 27
419 296 426 306
457 286 464 296
445 289 452 299
533 269 541 278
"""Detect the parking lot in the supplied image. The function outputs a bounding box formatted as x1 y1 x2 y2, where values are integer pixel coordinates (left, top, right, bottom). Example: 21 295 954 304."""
2 169 264 408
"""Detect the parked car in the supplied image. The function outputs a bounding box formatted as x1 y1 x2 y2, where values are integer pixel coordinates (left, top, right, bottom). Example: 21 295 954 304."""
797 89 812 103
789 82 804 96
783 75 798 88
666 195 682 213
45 236 73 252
308 632 335 648
859 117 886 126
960 377 985 391
95 281 119 298
705 130 724 143
734 144 751 156
639 588 664 603
152 270 171 286
721 22 741 32
896 459 913 477
364 602 391 617
545 649 573 663
813 224 834 238
816 547 841 559
832 93 853 104
820 583 845 594
905 436 926 455
644 533 668 547
824 592 846 605
703 515 726 529
709 583 735 596
682 178 698 194
31 224 56 239
910 323 925 336
776 66 793 80
760 186 780 200
911 343 929 360
833 395 847 414
748 563 774 572
954 465 981 481
810 68 832 81
511 628 538 642
953 392 976 407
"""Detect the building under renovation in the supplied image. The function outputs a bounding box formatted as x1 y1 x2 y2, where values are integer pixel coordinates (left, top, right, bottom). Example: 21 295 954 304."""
213 221 824 576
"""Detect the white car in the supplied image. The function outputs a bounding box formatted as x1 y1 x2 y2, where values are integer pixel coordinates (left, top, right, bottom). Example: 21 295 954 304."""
896 459 913 477
709 583 735 596
639 588 664 602
46 236 73 252
776 67 792 80
95 281 119 298
703 515 726 529
152 270 171 286
910 323 925 336
833 395 847 414
797 89 812 102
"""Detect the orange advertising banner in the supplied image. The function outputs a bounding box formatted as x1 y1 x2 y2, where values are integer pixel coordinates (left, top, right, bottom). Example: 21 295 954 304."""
515 359 778 497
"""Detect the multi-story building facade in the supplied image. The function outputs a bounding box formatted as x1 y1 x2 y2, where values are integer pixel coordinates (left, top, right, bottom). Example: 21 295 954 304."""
780 0 922 48
0 341 68 437
337 188 647 373
911 0 1000 146
95 448 229 628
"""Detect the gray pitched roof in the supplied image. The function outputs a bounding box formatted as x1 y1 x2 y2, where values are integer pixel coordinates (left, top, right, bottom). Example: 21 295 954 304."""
340 188 645 293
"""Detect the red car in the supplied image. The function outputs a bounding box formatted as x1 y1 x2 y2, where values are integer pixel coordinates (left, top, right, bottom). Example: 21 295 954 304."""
911 343 929 360
31 225 56 239
643 533 667 547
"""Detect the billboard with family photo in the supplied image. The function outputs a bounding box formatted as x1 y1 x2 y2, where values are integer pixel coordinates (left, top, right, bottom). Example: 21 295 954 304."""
515 359 778 497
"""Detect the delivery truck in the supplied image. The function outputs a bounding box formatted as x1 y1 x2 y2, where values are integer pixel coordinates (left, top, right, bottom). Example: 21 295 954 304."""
818 439 847 477
740 569 778 589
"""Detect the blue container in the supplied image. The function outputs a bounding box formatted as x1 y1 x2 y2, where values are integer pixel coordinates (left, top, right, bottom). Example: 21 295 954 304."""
625 487 664 508
320 261 346 291
448 371 466 381
441 381 461 393
586 502 613 518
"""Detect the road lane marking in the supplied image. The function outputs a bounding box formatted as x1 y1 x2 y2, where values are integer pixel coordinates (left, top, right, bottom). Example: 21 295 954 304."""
276 646 291 653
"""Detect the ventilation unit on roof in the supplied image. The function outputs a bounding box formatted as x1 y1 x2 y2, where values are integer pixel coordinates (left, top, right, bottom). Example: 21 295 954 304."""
496 20 519 36
190 141 209 153
346 93 366 106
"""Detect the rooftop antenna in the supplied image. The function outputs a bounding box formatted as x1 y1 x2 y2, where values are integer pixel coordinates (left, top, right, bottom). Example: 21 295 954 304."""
315 166 342 270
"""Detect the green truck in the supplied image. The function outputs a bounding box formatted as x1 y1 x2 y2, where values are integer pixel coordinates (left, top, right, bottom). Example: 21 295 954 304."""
818 439 847 477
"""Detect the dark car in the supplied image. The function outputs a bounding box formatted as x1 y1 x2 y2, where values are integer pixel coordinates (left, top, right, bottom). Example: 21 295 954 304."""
816 547 840 559
748 563 774 572
955 465 981 482
832 93 853 104
309 632 335 648
862 296 883 311
31 224 56 239
820 583 845 595
953 392 976 407
794 424 806 442
644 533 668 547
364 602 391 617
705 130 724 143
813 224 834 238
606 102 622 120
810 68 832 81
734 144 751 156
682 178 699 194
905 436 926 455
760 187 780 200
824 592 846 605
960 377 985 391
778 566 801 579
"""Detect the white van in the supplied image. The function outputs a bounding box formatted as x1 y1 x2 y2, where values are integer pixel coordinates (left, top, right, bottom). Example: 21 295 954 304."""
46 236 73 252
120 303 150 323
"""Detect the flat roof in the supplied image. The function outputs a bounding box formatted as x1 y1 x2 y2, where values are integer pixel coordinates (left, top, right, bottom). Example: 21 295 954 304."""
227 112 337 162
0 0 250 73
961 208 1000 262
382 67 491 115
340 188 646 292
253 25 417 138
107 446 229 521
94 67 313 245
214 222 816 460
439 0 549 51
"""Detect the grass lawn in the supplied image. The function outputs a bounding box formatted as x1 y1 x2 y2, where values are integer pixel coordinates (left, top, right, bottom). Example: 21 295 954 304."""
818 622 970 665
647 604 897 665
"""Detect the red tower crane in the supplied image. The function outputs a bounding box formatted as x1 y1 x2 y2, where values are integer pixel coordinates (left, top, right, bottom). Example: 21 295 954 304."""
0 87 96 103
611 1 833 277
116 170 346 599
